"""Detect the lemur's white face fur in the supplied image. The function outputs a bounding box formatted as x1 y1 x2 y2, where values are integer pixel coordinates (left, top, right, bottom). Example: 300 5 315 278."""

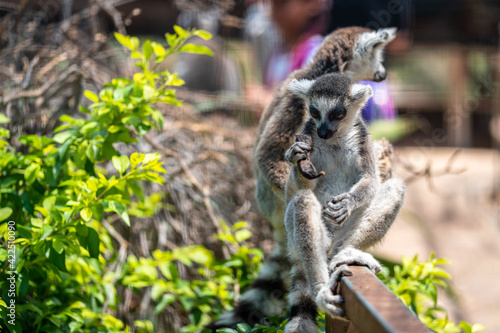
288 73 373 140
345 28 397 82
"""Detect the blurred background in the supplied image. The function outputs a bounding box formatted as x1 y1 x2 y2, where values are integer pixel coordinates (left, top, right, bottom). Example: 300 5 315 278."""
1 0 499 331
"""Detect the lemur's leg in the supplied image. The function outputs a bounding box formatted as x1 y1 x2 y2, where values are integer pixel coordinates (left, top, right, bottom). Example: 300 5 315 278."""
329 178 406 273
207 245 289 330
285 190 344 320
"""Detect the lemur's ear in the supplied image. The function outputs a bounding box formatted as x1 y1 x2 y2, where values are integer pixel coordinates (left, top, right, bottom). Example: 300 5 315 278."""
350 84 373 103
359 27 397 50
377 27 397 44
288 79 314 99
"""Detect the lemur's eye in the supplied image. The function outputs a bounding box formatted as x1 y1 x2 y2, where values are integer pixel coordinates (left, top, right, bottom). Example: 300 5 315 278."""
329 106 346 121
309 106 320 119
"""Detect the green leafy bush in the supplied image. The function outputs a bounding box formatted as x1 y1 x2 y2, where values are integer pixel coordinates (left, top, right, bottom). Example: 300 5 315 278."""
378 254 486 333
0 26 213 333
122 221 264 332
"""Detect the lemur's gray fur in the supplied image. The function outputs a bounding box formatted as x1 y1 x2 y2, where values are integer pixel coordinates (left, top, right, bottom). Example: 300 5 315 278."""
283 73 405 332
208 27 397 331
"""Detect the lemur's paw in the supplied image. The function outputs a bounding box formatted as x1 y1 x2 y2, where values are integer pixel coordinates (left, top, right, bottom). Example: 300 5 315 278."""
328 264 353 291
285 142 311 165
329 247 382 275
315 285 345 318
323 193 355 225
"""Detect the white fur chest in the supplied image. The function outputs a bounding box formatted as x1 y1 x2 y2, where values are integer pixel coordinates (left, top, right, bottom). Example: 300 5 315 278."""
310 141 361 204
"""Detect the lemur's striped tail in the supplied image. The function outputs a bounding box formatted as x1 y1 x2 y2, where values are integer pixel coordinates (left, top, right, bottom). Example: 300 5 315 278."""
206 247 290 331
284 267 319 333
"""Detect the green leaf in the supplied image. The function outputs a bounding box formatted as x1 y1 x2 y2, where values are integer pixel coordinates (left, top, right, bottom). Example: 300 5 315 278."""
150 107 164 130
115 32 132 49
48 246 67 272
24 163 41 185
123 115 140 127
53 239 65 254
84 90 99 103
165 33 176 47
179 44 214 56
130 50 143 59
232 222 249 230
0 113 11 124
0 207 13 222
128 180 145 202
113 85 133 101
112 155 130 175
41 225 54 240
130 152 145 168
236 323 251 333
105 201 130 226
87 227 100 259
188 246 213 266
81 207 92 222
143 85 155 100
91 203 104 221
460 321 473 333
471 323 487 333
235 229 252 243
79 105 90 114
154 294 176 314
151 42 165 56
194 30 213 40
53 131 73 144
19 268 29 298
76 224 89 237
143 40 153 61
216 329 238 333
130 37 139 50
431 267 451 279
173 25 186 38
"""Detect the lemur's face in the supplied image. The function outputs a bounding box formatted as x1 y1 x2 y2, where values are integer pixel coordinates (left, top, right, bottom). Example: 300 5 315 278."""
288 73 373 140
344 28 397 82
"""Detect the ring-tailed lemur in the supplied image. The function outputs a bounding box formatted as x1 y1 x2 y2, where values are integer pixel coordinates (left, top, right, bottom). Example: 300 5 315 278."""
283 73 405 332
208 27 397 330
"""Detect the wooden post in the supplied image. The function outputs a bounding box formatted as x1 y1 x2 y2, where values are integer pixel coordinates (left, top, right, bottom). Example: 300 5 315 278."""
325 266 429 333
446 45 471 147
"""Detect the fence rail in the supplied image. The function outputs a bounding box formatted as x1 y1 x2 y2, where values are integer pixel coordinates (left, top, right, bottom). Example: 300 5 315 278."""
326 266 430 333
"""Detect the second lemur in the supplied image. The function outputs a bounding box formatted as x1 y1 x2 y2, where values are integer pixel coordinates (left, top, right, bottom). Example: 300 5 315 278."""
283 73 406 333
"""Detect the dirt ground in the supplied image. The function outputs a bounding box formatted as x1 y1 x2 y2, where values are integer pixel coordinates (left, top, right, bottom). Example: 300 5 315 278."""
374 147 500 332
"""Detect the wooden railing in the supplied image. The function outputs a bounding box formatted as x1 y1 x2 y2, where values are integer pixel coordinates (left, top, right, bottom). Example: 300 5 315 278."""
326 266 430 333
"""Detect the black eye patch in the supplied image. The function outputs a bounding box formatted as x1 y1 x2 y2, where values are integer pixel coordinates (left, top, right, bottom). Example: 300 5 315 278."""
309 105 321 119
328 105 346 121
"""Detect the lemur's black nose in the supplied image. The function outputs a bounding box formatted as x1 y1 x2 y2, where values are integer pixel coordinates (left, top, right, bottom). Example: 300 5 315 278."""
318 125 334 140
374 71 387 82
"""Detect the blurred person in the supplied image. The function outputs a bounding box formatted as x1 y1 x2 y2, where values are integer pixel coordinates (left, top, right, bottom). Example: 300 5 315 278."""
264 0 330 87
244 0 331 109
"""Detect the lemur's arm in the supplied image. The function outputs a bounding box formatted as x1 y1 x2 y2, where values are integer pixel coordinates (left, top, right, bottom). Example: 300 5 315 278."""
284 141 317 203
255 93 308 193
348 171 377 207
346 137 378 208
